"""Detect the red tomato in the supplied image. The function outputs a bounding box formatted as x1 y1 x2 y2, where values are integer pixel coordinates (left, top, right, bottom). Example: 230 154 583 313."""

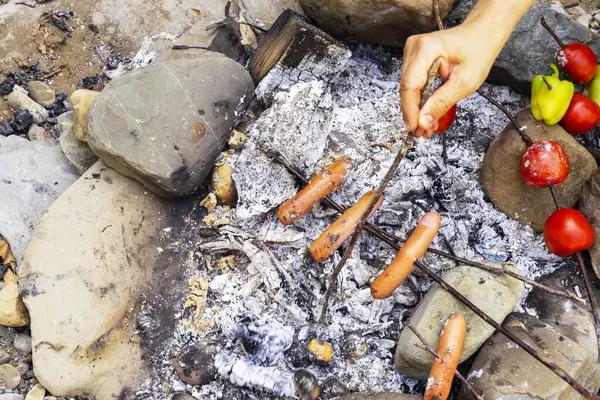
559 93 600 135
520 141 570 188
557 43 598 85
435 104 457 134
544 208 595 257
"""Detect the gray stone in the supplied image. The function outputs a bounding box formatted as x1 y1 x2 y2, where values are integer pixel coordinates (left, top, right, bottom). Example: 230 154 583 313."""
87 57 254 197
448 2 597 95
25 384 46 400
0 395 25 400
19 161 204 398
234 81 333 219
480 110 597 233
580 168 600 279
7 91 49 124
0 364 21 389
461 313 600 400
394 264 524 379
0 135 79 263
13 334 32 356
0 350 10 365
242 0 303 29
27 125 46 141
298 0 455 47
12 85 28 96
27 81 55 108
58 111 98 175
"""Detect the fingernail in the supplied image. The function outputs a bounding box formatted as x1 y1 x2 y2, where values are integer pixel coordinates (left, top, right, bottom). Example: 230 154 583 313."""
419 114 434 129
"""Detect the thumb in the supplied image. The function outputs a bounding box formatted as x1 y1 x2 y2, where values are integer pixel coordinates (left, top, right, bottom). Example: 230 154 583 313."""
417 77 467 131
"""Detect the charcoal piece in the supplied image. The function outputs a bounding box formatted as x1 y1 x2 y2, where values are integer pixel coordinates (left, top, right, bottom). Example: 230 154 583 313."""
11 110 34 133
106 55 120 70
234 316 294 366
0 120 13 137
50 92 70 117
80 76 103 89
0 76 16 96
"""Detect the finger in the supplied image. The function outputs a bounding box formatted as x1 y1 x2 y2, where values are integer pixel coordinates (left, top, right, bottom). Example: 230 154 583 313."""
418 74 469 131
400 38 445 131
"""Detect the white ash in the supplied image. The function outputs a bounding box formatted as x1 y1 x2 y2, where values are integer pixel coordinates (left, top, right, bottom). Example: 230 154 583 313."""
144 45 573 399
104 33 178 79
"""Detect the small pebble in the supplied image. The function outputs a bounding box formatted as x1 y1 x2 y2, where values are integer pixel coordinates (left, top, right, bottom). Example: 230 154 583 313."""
43 397 57 400
25 383 46 400
171 394 195 400
0 350 10 364
0 364 21 389
7 91 49 125
12 85 28 95
294 370 320 400
13 334 32 356
15 361 29 375
0 394 25 400
27 81 55 109
307 339 334 364
27 125 46 141
0 327 15 343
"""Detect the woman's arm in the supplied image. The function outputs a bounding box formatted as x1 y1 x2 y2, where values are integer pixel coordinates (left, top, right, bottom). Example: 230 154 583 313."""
400 0 536 138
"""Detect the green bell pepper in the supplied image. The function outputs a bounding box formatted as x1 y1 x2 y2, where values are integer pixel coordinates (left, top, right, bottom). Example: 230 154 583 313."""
531 64 574 125
588 66 600 107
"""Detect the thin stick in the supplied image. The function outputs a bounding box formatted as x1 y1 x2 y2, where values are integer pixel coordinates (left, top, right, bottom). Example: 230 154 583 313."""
441 134 448 165
406 322 483 400
475 89 534 145
262 148 596 398
540 16 565 48
433 0 448 165
433 0 444 31
40 65 64 80
261 147 587 305
317 58 443 323
575 252 600 362
547 183 560 211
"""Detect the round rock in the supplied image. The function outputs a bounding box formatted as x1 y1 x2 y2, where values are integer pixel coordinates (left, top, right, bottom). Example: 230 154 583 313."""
27 81 56 109
87 56 254 197
13 334 32 355
0 364 21 389
175 342 218 385
0 350 11 364
298 0 454 47
480 110 597 232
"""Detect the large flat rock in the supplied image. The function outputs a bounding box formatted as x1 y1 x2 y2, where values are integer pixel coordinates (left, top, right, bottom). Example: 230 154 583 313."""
18 161 203 399
87 56 254 197
0 136 79 264
480 110 597 233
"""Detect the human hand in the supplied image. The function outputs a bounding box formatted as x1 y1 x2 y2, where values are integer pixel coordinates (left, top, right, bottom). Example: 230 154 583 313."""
400 24 502 138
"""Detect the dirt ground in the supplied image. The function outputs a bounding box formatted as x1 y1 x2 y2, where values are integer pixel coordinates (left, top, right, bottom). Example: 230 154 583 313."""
0 0 218 94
